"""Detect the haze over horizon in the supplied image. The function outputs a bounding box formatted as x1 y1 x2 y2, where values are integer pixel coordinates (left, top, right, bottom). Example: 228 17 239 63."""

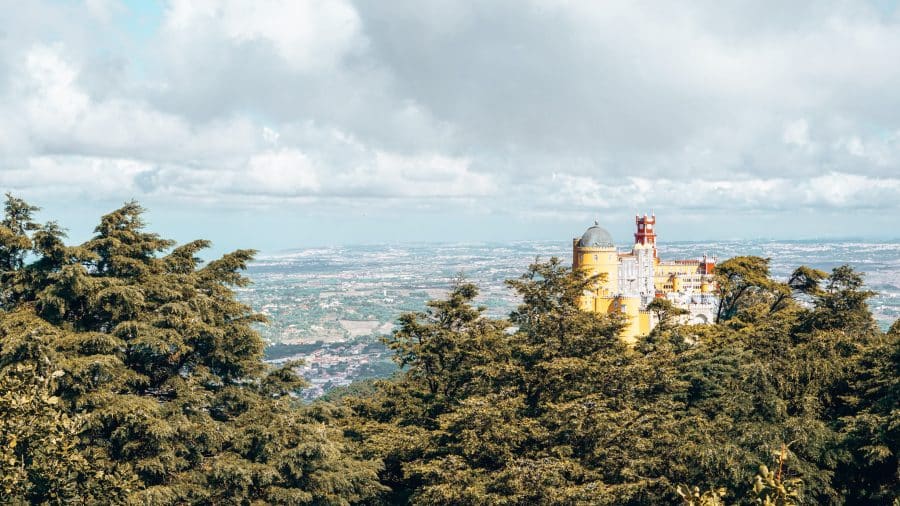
3 0 900 255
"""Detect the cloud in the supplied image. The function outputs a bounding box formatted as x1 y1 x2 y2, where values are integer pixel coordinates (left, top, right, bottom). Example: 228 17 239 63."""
3 156 149 197
163 0 364 72
1 0 899 244
244 149 320 194
8 145 491 205
540 171 900 213
344 152 494 198
783 119 810 147
84 0 124 22
6 43 192 159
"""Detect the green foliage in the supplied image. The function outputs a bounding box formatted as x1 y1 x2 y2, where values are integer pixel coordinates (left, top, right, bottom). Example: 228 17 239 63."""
343 255 894 504
751 463 803 506
714 256 777 323
834 327 899 503
646 297 689 332
0 195 382 504
802 265 877 334
676 485 727 506
0 356 138 504
3 195 895 505
677 457 804 506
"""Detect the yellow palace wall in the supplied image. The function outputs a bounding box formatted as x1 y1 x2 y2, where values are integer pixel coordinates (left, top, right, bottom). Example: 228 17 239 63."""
573 240 647 344
653 261 702 292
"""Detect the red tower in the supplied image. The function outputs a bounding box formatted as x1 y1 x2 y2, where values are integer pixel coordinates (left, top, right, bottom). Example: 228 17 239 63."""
634 213 657 257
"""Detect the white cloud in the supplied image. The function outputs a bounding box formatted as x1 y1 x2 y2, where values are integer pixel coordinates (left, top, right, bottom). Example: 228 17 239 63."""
358 152 494 197
783 119 810 147
163 0 363 71
9 44 191 157
20 44 90 134
805 172 900 207
4 156 149 196
262 127 280 145
84 0 123 22
1 0 899 243
541 172 900 213
244 149 320 194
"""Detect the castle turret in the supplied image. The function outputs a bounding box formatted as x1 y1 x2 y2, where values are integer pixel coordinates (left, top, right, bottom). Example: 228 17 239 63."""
572 215 717 345
573 221 619 312
632 213 657 295
634 213 657 257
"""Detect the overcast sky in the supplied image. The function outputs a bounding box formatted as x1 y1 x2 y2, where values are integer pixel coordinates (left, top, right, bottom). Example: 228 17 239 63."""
1 0 899 254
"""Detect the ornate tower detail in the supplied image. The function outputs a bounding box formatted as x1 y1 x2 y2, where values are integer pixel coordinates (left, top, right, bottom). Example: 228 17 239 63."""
634 213 657 252
632 213 657 296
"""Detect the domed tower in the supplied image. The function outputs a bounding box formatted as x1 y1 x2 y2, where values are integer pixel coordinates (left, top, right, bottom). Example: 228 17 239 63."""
573 222 619 311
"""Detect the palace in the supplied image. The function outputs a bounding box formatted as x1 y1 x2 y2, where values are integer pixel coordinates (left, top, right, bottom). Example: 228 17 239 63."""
572 214 717 343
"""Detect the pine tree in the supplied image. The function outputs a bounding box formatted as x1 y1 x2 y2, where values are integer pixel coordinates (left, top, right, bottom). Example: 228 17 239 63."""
0 195 383 504
346 257 890 504
834 320 899 503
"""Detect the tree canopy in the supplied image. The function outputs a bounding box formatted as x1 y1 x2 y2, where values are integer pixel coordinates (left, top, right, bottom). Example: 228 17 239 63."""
0 195 383 505
2 195 897 505
342 255 898 505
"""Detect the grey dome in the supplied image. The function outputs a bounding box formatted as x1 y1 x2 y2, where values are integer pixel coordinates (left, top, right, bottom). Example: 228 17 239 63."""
578 222 615 248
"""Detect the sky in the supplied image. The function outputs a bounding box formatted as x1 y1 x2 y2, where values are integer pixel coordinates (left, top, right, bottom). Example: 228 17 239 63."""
1 0 900 256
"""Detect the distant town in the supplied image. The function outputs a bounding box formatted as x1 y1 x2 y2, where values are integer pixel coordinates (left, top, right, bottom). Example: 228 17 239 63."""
238 239 900 398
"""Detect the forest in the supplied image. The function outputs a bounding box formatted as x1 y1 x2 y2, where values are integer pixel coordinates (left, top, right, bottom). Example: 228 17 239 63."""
0 196 897 505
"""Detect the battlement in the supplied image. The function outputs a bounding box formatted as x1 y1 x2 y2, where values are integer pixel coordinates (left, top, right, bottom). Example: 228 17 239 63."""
634 212 657 251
